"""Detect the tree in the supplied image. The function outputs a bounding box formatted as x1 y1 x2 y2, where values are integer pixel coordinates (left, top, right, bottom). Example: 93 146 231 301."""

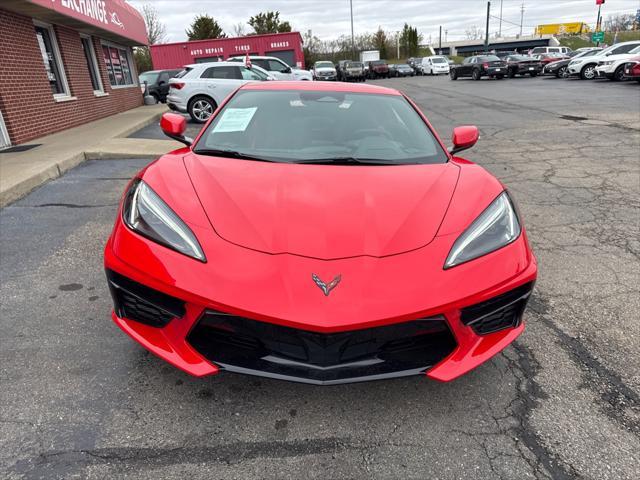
232 22 246 37
400 23 420 57
465 25 484 40
186 14 226 41
373 27 388 59
134 4 166 73
248 11 292 35
604 14 635 32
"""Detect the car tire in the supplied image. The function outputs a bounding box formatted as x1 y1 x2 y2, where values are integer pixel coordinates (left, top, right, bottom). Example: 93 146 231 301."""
472 69 482 80
612 65 625 81
450 70 458 80
530 72 538 77
508 68 516 78
580 64 596 80
496 74 504 79
556 66 568 78
188 95 216 123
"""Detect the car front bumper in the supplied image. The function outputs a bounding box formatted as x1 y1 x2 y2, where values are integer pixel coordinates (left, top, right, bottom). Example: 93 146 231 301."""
105 213 537 385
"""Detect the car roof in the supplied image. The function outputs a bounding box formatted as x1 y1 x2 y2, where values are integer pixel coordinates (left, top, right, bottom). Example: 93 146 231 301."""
240 81 401 95
184 61 247 68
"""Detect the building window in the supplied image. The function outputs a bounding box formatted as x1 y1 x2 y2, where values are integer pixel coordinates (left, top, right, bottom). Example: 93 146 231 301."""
101 43 135 87
81 36 103 93
34 23 70 98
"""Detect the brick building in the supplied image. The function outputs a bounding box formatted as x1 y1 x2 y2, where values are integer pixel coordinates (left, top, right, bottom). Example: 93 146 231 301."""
0 0 147 147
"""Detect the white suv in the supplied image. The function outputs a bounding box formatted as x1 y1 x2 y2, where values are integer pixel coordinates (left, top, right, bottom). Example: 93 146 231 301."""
568 41 640 79
166 62 272 123
595 45 640 81
419 56 450 75
228 56 313 81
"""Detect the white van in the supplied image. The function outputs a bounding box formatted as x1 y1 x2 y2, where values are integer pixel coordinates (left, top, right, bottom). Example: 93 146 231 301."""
530 46 572 55
419 56 451 75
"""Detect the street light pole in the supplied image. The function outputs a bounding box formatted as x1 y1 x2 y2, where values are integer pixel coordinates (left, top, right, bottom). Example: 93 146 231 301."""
439 25 442 54
499 0 503 36
484 1 491 53
350 0 355 59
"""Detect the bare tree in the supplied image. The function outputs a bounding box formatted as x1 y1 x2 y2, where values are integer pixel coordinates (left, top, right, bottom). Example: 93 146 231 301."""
142 4 166 44
465 25 484 40
232 22 246 37
603 14 635 32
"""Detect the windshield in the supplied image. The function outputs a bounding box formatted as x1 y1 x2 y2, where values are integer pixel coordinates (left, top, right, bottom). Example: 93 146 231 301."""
346 62 362 68
194 90 448 165
139 71 159 84
431 57 447 63
397 64 411 68
630 46 640 54
577 49 600 58
315 62 334 68
508 55 530 61
370 60 386 66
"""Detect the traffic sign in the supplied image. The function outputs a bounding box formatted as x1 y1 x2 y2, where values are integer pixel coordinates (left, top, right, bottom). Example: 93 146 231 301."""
592 31 605 42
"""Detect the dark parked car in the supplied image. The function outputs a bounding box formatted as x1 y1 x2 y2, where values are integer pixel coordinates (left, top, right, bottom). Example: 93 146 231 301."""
542 48 602 78
139 69 181 103
531 53 569 66
391 64 414 77
407 57 423 74
504 55 542 77
450 55 507 80
366 60 390 79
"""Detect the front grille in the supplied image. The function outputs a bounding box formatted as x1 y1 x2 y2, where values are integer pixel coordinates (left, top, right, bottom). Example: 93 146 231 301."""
187 312 457 385
460 282 534 335
106 269 185 328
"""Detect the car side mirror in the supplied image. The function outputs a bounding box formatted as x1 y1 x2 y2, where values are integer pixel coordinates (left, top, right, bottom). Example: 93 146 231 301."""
449 126 479 155
282 67 292 73
160 112 192 147
158 80 166 86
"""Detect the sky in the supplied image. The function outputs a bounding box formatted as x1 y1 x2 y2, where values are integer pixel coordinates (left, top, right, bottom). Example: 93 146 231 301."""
128 0 640 43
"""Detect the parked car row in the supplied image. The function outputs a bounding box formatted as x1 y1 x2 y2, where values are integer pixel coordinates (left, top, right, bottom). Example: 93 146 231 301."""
449 41 640 84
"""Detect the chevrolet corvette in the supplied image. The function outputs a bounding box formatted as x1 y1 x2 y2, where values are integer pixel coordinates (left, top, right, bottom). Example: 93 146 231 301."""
105 81 537 385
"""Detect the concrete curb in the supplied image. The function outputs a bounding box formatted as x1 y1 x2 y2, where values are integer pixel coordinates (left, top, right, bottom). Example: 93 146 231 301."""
0 110 165 208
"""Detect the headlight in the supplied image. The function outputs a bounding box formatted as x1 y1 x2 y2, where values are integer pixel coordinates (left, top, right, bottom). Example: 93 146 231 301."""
568 60 579 66
601 61 614 66
444 192 521 269
123 179 206 262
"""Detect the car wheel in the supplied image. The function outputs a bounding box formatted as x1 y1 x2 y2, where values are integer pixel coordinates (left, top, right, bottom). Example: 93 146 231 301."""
496 75 504 79
472 69 482 80
450 69 458 80
530 72 538 77
188 95 216 123
508 68 516 78
580 64 596 80
556 66 568 78
612 65 625 81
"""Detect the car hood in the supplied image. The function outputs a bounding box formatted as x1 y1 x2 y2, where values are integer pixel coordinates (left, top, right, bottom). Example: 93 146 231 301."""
183 154 460 260
315 68 336 73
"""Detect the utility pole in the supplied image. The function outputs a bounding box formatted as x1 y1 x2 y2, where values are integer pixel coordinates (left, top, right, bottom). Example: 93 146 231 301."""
519 2 525 37
445 29 448 42
484 1 491 53
499 0 503 36
350 0 355 59
397 31 400 59
439 25 442 54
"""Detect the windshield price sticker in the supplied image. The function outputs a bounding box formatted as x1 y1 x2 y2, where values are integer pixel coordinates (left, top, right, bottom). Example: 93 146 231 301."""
212 108 257 133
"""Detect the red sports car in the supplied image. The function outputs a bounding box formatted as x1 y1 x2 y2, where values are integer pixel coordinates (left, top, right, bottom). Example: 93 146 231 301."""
105 81 537 385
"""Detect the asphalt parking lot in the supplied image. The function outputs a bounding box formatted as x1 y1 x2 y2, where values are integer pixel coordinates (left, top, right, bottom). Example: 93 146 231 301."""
1 75 639 479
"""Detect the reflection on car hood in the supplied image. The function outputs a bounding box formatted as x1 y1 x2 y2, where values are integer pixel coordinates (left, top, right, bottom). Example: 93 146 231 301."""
184 154 460 259
315 67 336 73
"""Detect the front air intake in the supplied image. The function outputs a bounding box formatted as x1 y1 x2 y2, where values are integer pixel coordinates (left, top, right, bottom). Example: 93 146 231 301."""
460 282 534 335
106 269 185 328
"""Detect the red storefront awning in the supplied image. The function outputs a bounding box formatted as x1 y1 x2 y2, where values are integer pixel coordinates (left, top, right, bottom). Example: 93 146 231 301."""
4 0 147 46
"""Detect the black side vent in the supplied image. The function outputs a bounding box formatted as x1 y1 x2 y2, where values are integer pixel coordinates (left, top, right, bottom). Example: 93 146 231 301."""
460 282 534 335
106 269 185 328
